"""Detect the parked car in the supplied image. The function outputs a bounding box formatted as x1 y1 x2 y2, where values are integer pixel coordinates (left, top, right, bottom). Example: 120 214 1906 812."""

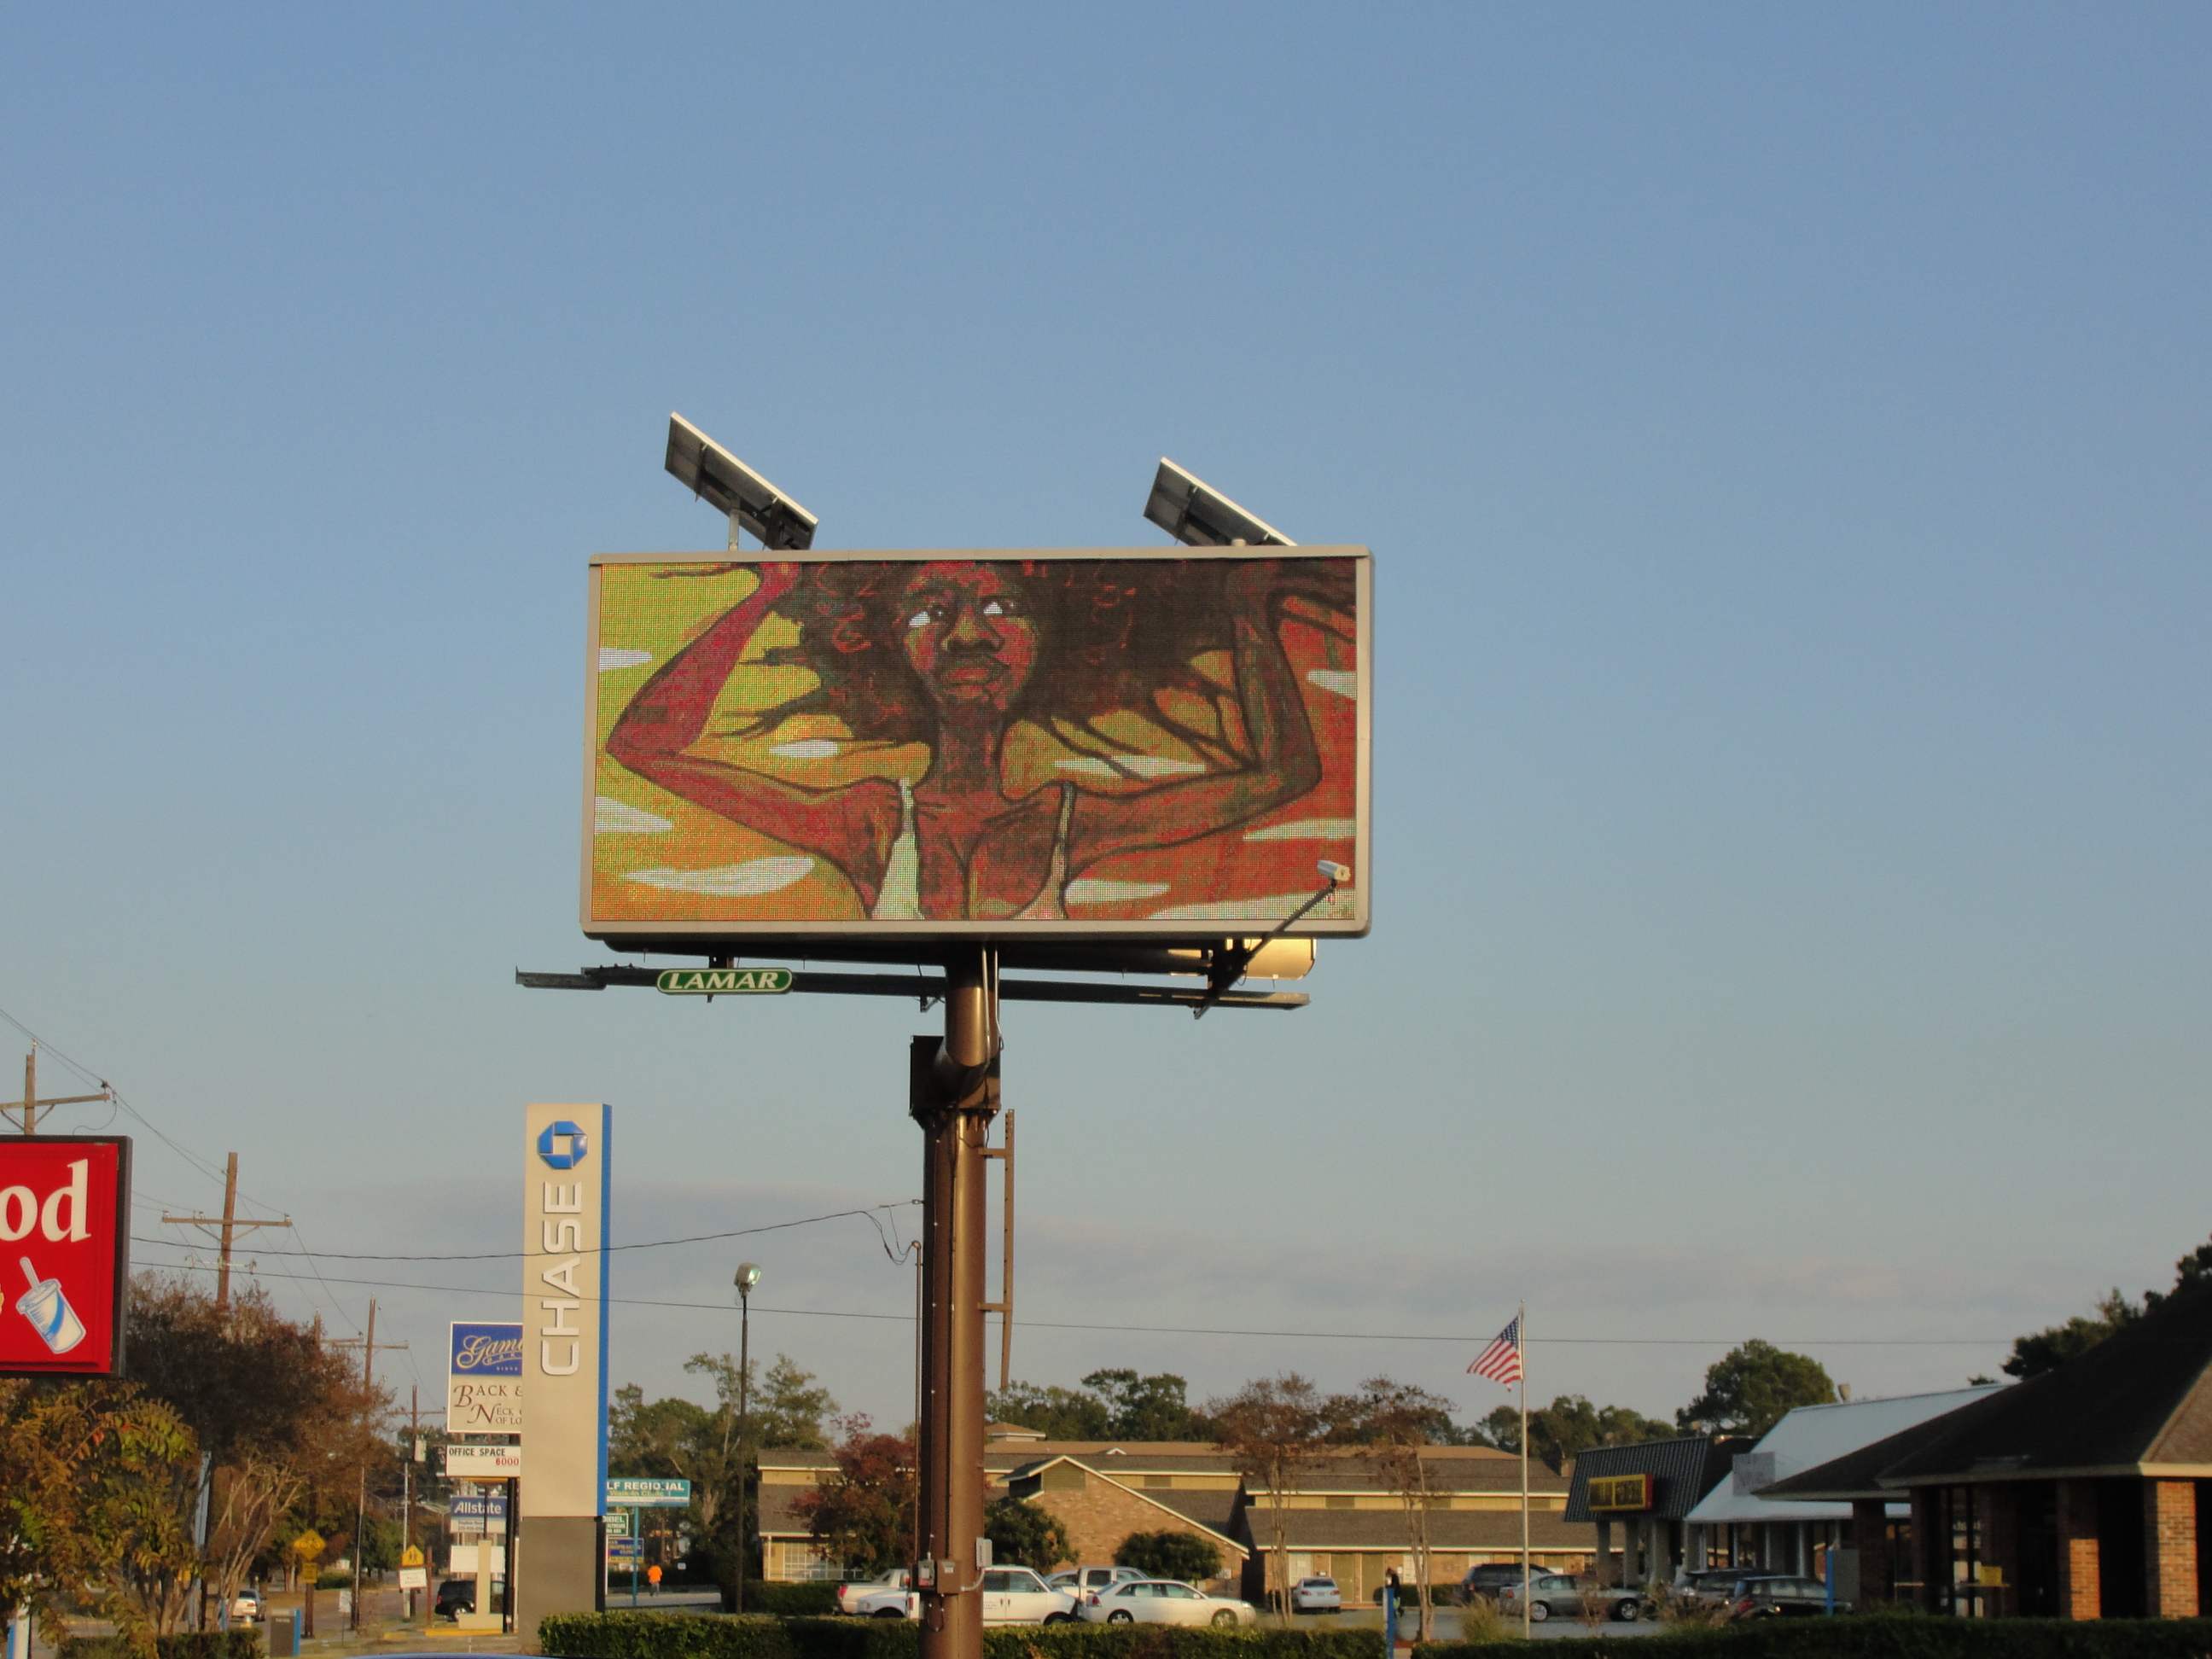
1053 1565 1146 1599
1675 1567 1751 1607
836 1569 911 1615
1496 1572 1647 1623
227 1588 262 1626
1458 1563 1530 1604
435 1577 506 1620
855 1569 1077 1625
1289 1575 1342 1613
1730 1575 1849 1619
1080 1579 1257 1627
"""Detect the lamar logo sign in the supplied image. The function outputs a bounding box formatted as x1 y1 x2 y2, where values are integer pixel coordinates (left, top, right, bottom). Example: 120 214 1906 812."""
0 1137 131 1377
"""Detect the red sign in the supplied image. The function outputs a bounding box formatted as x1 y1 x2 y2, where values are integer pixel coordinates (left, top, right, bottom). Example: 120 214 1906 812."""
0 1137 131 1377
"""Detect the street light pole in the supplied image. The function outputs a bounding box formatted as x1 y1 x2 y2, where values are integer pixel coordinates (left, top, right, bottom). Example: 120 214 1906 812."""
734 1262 761 1616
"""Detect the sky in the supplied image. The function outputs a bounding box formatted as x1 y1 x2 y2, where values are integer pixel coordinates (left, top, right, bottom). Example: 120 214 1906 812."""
4 3 2207 1439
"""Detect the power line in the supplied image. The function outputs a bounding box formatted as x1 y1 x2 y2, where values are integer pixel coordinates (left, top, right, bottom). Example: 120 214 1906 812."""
131 1255 2010 1348
129 1200 923 1263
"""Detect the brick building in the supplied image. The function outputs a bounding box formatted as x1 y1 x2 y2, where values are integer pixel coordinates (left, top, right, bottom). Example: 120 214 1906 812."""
1238 1445 1582 1604
1760 1280 2212 1619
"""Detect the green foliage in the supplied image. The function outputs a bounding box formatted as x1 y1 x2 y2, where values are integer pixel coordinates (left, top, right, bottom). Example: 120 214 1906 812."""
2004 1289 2141 1381
61 1635 262 1659
1113 1529 1224 1582
984 1496 1073 1570
542 1613 1385 1659
1415 1617 2212 1656
1676 1341 1837 1436
1476 1394 1674 1472
745 1581 841 1616
988 1370 1214 1442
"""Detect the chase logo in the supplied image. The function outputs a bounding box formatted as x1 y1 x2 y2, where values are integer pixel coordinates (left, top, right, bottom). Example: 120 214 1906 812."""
536 1120 589 1170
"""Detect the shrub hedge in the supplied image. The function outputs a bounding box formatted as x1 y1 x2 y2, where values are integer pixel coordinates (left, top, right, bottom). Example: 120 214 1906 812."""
541 1612 1384 1659
1415 1617 2212 1657
60 1635 264 1659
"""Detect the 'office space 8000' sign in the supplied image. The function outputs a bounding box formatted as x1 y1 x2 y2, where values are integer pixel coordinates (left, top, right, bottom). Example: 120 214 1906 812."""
0 1137 131 1377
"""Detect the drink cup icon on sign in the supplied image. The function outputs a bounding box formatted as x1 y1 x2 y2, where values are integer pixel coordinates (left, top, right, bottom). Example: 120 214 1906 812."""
16 1257 86 1355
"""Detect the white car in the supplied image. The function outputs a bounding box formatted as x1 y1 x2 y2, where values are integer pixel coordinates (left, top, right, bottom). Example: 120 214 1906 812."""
1290 1575 1342 1613
836 1569 910 1615
855 1568 1077 1625
1051 1566 1146 1600
228 1589 263 1626
1080 1579 1258 1627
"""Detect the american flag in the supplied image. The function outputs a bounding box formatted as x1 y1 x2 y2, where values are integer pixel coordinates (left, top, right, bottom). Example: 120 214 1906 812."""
1467 1315 1522 1386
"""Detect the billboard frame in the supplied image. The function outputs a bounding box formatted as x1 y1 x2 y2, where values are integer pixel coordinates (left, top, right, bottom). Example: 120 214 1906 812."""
581 545 1371 946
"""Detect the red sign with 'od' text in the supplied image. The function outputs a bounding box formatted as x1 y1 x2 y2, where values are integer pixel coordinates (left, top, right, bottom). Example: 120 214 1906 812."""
0 1137 131 1376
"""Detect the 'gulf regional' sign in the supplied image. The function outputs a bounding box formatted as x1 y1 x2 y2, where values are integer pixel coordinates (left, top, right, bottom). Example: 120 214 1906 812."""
0 1137 131 1377
521 1103 610 1520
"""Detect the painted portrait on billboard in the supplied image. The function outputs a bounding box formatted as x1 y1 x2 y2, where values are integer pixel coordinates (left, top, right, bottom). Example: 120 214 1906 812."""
584 549 1367 937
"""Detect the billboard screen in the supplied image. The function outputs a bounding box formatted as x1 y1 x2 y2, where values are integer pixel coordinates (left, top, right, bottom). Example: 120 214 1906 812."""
584 549 1369 940
0 1136 131 1377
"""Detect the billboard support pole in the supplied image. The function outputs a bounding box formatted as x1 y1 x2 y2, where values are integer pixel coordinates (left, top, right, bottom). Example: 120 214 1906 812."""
913 947 998 1659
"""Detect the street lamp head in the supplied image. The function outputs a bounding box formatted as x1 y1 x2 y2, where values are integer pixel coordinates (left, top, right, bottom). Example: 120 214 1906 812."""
734 1261 763 1297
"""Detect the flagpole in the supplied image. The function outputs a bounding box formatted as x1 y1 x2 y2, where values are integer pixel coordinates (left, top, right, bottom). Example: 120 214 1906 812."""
1518 1300 1529 1639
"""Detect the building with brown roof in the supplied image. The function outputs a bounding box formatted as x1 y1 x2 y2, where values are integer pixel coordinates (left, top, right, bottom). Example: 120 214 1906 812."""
1760 1281 2212 1619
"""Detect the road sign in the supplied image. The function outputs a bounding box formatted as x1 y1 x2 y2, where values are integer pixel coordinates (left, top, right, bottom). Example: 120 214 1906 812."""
605 1476 692 1508
400 1545 424 1569
398 1566 427 1591
654 968 793 996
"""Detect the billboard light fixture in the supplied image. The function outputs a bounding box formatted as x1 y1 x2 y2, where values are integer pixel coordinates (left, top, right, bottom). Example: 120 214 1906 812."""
1142 457 1296 548
664 413 819 552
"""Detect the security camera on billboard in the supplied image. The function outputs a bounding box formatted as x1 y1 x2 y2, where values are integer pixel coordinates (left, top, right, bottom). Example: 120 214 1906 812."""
584 549 1369 940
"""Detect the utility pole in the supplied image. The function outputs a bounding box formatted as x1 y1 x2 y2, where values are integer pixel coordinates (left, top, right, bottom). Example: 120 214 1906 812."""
911 947 999 1659
1 1044 110 1134
403 1387 418 1621
162 1153 293 1310
331 1300 407 1633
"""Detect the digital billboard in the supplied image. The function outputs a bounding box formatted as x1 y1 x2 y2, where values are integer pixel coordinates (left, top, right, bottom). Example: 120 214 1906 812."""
0 1136 131 1377
584 549 1369 940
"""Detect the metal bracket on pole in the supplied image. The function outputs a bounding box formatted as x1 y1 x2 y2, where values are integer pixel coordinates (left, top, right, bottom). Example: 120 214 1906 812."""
1191 869 1342 1021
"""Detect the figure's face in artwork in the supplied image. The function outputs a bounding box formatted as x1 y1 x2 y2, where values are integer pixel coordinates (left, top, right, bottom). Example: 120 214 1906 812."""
899 562 1039 717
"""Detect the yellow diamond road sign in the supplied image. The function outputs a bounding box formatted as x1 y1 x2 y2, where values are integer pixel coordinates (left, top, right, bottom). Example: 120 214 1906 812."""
401 1545 425 1568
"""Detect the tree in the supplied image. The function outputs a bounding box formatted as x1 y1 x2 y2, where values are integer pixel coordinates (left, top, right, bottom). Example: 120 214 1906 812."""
1475 1395 1672 1471
2001 1233 2212 1379
122 1276 382 1626
2005 1289 2143 1381
987 1370 1212 1441
1335 1377 1453 1640
982 1497 1070 1571
987 1382 1110 1440
608 1350 836 1604
1080 1370 1212 1441
795 1414 916 1576
1115 1530 1222 1583
0 1378 195 1638
1676 1342 1837 1436
1207 1373 1328 1627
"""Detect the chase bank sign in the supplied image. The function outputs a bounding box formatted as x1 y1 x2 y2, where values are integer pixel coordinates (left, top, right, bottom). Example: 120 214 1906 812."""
521 1102 610 1523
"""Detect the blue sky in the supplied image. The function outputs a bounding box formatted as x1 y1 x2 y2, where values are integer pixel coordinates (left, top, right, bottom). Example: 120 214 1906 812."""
4 3 2207 1431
